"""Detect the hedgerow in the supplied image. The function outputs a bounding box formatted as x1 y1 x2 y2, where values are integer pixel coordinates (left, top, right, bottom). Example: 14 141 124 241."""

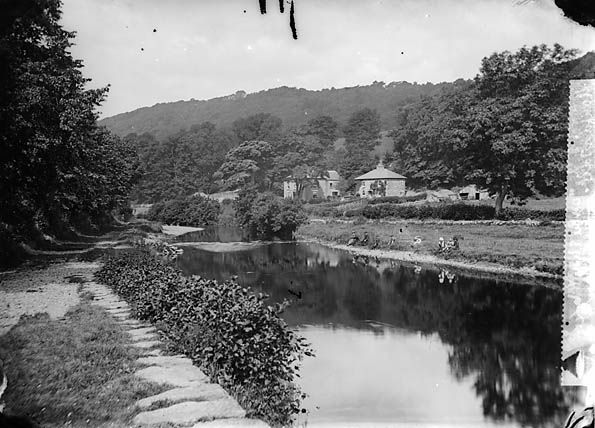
343 203 566 221
96 248 312 427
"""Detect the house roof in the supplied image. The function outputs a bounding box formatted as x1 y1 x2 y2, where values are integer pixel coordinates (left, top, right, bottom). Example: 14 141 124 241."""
355 163 406 181
327 170 341 181
284 170 342 181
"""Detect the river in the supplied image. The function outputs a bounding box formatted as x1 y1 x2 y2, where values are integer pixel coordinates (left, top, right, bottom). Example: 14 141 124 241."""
174 227 579 427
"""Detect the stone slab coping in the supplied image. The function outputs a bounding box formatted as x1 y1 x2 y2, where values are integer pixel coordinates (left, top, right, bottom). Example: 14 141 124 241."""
136 384 228 409
135 365 208 387
133 399 245 426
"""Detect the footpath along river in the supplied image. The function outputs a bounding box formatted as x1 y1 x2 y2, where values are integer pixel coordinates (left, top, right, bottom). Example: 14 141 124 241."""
173 227 579 427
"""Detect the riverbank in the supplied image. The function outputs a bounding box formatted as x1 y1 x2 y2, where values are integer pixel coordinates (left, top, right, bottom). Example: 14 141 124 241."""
297 219 564 287
0 234 270 428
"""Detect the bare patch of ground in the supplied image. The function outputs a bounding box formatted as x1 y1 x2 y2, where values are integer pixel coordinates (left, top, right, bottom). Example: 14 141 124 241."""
0 262 99 335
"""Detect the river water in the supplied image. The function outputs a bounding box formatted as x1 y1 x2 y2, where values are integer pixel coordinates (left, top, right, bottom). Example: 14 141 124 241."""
174 228 578 427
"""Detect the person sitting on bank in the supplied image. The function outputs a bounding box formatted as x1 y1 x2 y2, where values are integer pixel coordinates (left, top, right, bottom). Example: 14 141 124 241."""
361 232 370 246
347 232 359 246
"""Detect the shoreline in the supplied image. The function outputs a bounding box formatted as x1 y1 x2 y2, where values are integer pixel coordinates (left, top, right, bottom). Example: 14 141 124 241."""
298 235 562 289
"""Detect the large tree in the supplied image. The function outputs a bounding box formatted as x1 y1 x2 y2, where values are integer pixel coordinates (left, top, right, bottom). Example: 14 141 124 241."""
463 44 577 212
0 0 138 237
214 140 274 190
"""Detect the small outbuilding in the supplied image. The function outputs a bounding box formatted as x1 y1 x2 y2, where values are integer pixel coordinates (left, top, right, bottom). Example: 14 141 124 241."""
426 189 458 202
355 161 406 198
458 184 490 200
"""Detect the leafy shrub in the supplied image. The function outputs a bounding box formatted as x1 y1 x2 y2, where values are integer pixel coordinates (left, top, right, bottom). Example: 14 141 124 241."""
234 189 307 240
147 195 221 226
96 248 313 427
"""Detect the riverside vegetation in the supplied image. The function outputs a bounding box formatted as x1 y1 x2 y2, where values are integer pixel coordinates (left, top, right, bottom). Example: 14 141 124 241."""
96 246 313 427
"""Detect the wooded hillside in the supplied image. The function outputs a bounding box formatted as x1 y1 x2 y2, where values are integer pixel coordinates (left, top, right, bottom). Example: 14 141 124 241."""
99 81 464 140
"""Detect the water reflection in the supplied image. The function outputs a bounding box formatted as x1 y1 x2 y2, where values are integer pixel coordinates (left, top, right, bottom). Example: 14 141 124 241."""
176 239 578 426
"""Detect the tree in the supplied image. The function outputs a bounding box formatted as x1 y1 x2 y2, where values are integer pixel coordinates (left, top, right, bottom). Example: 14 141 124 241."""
0 0 138 238
306 115 338 146
233 190 306 240
343 108 381 154
232 113 283 143
214 140 274 190
463 44 577 213
339 108 381 187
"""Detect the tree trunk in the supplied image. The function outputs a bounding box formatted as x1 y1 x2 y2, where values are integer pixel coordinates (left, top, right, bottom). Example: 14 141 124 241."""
494 184 508 216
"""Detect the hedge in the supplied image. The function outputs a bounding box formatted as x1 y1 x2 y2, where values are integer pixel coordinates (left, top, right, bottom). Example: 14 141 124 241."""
342 203 565 221
96 248 312 426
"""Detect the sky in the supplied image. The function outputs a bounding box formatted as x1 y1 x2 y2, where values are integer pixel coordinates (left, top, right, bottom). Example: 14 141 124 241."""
59 0 595 119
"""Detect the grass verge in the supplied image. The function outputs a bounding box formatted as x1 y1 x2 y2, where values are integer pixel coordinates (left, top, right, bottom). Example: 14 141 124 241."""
297 220 564 276
0 304 167 428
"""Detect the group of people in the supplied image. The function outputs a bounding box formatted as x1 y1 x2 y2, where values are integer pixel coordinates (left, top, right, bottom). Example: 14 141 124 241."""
348 231 461 253
347 231 370 247
437 236 460 253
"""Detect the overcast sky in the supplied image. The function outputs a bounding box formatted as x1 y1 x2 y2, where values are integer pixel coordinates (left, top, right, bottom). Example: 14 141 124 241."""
59 0 594 118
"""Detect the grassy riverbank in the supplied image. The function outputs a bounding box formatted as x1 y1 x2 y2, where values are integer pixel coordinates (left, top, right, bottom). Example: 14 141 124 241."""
297 219 564 279
0 303 165 428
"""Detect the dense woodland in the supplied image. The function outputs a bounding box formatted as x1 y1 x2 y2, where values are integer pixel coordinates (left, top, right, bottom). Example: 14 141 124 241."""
122 48 595 212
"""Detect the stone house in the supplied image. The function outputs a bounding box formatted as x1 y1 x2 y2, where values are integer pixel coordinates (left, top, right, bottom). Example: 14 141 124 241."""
283 170 342 201
355 161 406 198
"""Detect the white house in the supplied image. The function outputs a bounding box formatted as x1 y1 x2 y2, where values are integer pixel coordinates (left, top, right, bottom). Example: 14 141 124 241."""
283 170 342 201
355 161 406 198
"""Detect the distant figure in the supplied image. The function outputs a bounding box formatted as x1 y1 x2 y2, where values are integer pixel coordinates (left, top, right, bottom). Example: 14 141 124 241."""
438 237 445 251
412 236 422 248
414 265 422 274
370 239 379 249
388 235 396 248
347 232 359 246
361 232 370 246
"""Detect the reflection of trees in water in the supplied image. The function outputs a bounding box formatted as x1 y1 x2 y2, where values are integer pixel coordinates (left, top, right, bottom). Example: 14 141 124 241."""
177 242 577 425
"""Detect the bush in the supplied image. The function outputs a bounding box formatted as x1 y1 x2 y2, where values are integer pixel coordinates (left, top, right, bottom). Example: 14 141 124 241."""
147 195 221 226
96 248 312 426
234 190 307 240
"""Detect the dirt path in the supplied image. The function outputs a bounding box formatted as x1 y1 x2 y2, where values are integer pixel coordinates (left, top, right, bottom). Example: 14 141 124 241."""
0 261 99 335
